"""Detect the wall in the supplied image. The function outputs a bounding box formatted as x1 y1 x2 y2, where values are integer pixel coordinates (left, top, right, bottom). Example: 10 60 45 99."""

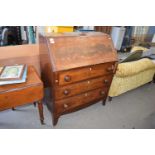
0 44 40 74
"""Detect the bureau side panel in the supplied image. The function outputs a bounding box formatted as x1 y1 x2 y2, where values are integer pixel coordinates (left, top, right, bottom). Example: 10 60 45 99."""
39 34 55 112
39 35 52 87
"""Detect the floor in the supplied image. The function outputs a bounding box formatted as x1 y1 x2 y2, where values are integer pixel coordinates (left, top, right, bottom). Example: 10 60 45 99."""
0 82 155 129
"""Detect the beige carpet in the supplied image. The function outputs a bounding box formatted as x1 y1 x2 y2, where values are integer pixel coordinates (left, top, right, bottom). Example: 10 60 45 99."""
0 82 155 129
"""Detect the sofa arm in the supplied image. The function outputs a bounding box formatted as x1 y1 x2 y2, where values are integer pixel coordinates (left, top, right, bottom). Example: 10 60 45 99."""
116 58 155 77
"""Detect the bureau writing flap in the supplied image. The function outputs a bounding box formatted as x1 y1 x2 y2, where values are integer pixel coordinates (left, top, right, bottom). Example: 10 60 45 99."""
46 32 118 71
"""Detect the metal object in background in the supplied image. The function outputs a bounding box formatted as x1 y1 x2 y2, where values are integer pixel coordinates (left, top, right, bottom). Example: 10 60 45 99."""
121 26 133 52
111 26 126 51
0 26 22 46
0 28 9 46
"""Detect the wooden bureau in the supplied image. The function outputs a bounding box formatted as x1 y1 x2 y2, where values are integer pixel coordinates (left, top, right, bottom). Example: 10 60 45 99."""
39 32 118 125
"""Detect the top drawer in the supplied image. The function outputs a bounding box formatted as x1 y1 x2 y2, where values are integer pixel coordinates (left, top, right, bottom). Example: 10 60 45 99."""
57 62 115 86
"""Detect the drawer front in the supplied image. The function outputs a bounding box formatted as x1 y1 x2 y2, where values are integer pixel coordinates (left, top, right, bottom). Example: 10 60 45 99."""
55 87 108 113
58 62 115 86
55 74 113 100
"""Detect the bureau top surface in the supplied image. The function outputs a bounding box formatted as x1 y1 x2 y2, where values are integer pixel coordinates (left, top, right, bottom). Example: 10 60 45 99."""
45 32 118 71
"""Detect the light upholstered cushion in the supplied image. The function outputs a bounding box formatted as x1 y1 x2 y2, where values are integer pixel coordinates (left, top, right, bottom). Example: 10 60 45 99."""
131 46 148 53
109 68 155 97
116 58 155 77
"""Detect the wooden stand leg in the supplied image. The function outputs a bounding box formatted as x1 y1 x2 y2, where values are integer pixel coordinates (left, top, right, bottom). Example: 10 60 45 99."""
108 96 112 102
33 102 36 107
102 99 106 106
37 100 44 125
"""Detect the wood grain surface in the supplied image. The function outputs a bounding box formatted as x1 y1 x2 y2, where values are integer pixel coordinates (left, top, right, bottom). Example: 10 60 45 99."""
39 32 118 125
0 66 44 124
0 44 40 74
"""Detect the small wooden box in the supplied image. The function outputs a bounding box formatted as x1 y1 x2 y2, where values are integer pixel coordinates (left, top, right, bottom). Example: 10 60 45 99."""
39 32 118 125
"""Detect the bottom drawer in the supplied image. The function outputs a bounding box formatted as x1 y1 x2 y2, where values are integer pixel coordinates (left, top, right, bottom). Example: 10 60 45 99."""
55 87 108 114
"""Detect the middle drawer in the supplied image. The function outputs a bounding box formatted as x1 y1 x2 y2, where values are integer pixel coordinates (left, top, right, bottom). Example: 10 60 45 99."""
55 74 112 100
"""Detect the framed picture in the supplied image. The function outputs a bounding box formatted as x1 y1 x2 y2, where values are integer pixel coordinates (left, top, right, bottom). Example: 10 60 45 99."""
0 64 26 81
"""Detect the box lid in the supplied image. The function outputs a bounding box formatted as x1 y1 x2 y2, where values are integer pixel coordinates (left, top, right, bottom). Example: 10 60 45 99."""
46 32 118 71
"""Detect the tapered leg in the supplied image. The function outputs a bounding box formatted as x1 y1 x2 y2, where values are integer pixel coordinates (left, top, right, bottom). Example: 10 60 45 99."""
37 100 44 125
12 107 15 110
53 113 59 126
33 102 36 107
102 99 106 106
108 96 112 102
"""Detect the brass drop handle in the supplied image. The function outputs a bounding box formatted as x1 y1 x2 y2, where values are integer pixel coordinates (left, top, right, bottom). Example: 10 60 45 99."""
104 79 109 84
64 75 71 82
63 103 68 108
100 90 105 95
63 89 70 95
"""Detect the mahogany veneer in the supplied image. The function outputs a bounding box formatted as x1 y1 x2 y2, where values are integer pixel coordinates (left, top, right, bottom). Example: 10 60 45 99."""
39 32 118 125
